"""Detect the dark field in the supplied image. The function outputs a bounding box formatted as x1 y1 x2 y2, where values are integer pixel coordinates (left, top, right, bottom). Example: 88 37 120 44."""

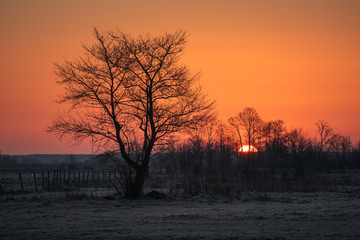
1 169 360 239
1 191 360 240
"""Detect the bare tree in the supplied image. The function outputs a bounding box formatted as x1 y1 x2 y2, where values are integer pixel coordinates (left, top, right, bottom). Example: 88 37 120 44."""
330 134 352 172
263 120 287 173
286 128 308 177
315 120 333 153
352 140 360 169
229 107 263 151
315 120 333 171
270 120 287 149
48 29 214 199
203 117 218 172
214 119 236 171
228 116 243 148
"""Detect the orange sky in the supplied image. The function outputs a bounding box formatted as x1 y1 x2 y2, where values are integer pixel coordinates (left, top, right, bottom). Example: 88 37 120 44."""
1 0 359 154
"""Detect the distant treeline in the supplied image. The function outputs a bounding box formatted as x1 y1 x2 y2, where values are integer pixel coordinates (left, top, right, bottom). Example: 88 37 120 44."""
0 153 96 169
155 109 360 176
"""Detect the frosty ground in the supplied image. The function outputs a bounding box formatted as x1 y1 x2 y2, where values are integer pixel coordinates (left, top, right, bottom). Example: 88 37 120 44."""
1 190 360 240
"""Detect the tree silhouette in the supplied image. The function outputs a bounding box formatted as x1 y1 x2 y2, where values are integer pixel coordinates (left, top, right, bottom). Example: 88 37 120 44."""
263 120 287 173
286 128 308 177
228 115 243 148
315 120 333 171
330 134 352 172
315 120 333 153
48 29 214 199
229 107 263 150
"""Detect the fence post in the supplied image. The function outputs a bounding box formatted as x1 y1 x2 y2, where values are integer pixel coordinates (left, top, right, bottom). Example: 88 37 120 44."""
33 172 38 192
86 171 89 184
67 171 71 184
59 170 62 185
19 172 24 192
108 170 111 187
52 170 56 184
48 171 50 189
42 171 45 190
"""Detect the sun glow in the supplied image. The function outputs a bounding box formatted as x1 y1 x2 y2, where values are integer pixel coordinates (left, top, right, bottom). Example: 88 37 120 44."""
238 145 258 153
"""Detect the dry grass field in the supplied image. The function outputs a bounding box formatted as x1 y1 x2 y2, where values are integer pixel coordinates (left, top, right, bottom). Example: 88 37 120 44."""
1 184 360 239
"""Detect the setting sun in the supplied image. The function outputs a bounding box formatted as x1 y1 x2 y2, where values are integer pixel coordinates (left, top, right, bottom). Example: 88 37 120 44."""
238 145 258 153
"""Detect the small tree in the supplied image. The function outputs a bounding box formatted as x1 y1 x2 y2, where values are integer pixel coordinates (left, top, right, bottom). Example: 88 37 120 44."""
228 107 263 150
351 140 360 169
315 120 333 153
48 29 214 199
315 120 333 171
330 134 352 172
229 108 263 173
286 128 308 177
263 120 287 173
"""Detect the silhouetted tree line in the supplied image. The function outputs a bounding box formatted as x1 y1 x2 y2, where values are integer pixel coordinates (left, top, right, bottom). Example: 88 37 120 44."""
0 153 98 170
157 107 360 179
0 151 18 167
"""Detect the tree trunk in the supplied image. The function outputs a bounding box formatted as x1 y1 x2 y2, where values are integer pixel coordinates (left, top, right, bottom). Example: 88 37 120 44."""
125 164 147 199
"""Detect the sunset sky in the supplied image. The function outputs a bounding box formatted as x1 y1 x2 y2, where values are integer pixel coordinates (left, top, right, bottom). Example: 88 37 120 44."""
1 0 359 154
